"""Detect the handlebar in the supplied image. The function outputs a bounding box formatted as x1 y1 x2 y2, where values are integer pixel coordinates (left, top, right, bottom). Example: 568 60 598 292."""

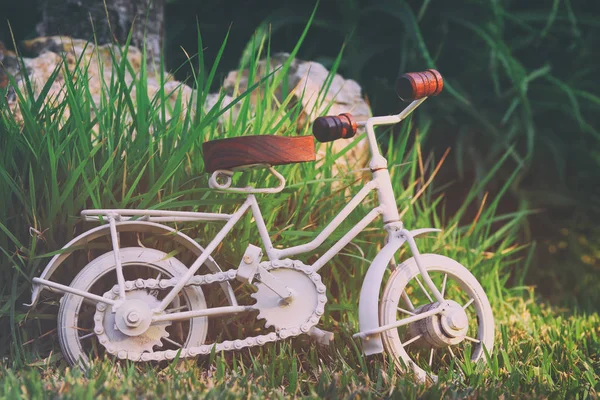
396 69 443 102
312 69 443 143
312 113 358 143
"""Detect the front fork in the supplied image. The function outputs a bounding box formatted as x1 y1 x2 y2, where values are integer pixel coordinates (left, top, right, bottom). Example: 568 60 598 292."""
356 226 442 355
403 232 445 302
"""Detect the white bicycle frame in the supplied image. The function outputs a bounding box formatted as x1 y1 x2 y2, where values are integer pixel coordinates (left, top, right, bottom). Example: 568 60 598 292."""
31 97 446 355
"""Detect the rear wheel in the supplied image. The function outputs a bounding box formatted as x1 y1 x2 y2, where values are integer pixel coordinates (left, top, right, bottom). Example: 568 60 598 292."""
380 254 494 382
57 247 208 367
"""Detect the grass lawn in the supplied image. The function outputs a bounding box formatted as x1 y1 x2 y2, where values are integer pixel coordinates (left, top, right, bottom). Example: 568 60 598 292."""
2 293 599 398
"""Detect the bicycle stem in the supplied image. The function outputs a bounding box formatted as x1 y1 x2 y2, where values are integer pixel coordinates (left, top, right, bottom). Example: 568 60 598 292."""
360 97 428 170
362 99 427 224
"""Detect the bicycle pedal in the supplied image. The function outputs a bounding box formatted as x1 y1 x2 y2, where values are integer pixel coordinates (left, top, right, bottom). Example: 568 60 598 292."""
308 326 334 346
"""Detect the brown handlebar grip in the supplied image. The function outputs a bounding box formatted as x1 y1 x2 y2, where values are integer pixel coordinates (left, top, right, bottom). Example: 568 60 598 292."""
312 113 358 143
396 69 443 101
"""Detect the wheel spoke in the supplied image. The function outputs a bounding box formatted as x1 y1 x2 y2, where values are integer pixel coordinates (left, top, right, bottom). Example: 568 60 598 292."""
402 334 423 347
463 298 475 309
464 335 481 344
162 336 183 348
401 291 415 311
428 348 434 368
440 273 448 298
414 276 433 303
82 298 99 307
447 346 456 359
79 332 96 341
149 273 163 297
166 305 189 313
397 307 416 316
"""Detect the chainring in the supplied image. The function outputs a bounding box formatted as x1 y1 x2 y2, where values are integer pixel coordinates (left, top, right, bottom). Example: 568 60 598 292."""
251 261 327 332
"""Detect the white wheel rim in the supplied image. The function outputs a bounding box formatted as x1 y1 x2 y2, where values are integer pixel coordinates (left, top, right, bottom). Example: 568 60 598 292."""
58 247 208 367
380 254 494 382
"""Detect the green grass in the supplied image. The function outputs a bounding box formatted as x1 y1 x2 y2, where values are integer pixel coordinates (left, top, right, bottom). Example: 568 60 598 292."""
1 295 598 398
0 16 598 399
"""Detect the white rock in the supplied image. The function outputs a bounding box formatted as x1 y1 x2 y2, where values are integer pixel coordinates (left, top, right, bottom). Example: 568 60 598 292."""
5 39 371 172
223 53 372 171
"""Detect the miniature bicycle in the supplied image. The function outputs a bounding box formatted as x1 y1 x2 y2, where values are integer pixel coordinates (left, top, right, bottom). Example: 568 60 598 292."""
29 69 494 382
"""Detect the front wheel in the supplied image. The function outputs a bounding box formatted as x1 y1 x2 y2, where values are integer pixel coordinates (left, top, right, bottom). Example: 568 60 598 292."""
380 254 494 383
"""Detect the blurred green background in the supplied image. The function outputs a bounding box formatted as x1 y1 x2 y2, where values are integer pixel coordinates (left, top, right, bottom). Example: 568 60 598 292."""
1 0 599 310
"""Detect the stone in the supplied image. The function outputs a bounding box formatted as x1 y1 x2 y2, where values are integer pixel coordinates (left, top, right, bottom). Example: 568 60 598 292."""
0 41 19 90
1 36 199 137
36 0 165 73
2 38 371 171
222 53 371 170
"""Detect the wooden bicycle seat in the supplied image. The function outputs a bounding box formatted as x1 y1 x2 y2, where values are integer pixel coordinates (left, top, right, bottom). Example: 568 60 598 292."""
203 135 316 173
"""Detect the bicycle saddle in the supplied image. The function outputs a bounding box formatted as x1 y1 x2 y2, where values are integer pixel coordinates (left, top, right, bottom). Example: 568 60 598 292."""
203 135 316 173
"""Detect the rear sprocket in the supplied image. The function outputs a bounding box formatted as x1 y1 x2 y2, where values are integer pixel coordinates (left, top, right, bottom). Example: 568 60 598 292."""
95 289 170 356
57 247 208 367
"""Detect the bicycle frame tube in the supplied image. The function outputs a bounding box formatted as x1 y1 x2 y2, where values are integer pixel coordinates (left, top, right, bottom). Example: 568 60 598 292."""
155 178 383 311
252 179 383 270
155 198 253 312
268 180 378 260
311 207 382 272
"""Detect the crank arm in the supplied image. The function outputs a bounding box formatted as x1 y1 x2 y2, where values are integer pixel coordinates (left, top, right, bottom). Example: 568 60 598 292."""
32 277 117 306
254 265 293 299
152 305 255 323
353 305 443 340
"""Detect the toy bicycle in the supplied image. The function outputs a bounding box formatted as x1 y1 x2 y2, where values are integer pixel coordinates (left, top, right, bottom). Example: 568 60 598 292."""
28 69 494 382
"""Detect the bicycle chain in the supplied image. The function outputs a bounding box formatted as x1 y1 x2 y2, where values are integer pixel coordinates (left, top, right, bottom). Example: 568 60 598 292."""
93 259 327 362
